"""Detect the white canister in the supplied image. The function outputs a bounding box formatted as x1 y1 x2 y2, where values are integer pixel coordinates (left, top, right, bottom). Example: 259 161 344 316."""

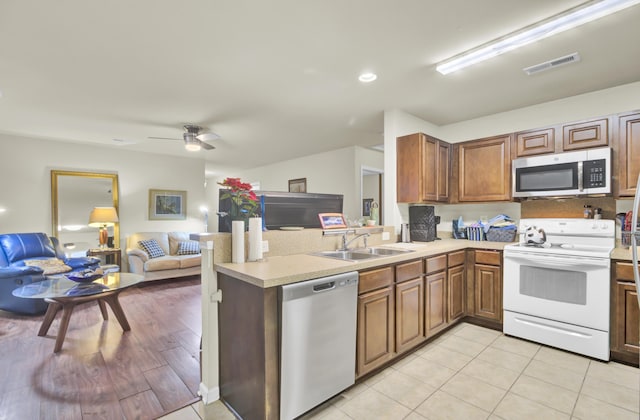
232 220 245 263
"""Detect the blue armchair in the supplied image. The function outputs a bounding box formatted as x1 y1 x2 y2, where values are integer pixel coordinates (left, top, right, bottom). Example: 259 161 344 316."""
0 232 100 315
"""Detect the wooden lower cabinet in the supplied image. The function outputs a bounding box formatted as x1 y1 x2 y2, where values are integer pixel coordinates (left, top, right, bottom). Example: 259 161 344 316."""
470 250 503 323
474 264 502 321
426 271 448 336
395 277 425 354
612 262 639 364
357 286 394 377
356 251 474 377
448 264 465 321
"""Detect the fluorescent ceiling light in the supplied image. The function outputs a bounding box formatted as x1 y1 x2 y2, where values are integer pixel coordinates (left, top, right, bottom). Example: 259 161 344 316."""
358 72 377 82
436 0 640 75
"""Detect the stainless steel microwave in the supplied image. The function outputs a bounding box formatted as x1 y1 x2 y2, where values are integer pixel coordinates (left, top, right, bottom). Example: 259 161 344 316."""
512 147 611 198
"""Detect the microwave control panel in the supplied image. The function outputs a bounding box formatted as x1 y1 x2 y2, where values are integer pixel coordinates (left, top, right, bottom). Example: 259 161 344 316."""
583 159 606 188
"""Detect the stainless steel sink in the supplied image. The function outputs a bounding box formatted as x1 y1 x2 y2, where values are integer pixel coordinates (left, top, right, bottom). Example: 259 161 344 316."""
311 250 380 261
362 247 415 256
311 247 414 261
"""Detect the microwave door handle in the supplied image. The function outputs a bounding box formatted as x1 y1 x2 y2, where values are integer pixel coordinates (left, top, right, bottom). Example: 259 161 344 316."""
578 161 584 192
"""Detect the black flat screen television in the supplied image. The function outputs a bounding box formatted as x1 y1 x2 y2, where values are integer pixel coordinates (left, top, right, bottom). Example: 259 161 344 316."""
218 191 343 232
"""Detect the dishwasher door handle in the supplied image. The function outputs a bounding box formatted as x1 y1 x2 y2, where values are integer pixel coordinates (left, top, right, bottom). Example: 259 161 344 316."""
313 281 335 292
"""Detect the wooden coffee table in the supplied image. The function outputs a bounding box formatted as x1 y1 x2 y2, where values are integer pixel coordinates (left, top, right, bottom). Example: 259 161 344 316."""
12 272 143 352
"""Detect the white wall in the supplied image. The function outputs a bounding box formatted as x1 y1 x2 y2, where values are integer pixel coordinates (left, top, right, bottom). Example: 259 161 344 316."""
384 81 640 232
208 146 383 231
0 134 207 252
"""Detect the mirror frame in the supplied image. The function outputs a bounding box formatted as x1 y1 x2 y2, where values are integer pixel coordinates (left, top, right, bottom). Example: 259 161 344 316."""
51 170 120 247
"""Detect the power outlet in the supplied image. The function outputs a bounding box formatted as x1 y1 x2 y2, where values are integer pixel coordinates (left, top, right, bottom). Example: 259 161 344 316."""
382 232 390 241
261 240 269 253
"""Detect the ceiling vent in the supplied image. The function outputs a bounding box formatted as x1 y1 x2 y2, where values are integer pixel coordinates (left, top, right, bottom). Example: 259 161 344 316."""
523 52 581 75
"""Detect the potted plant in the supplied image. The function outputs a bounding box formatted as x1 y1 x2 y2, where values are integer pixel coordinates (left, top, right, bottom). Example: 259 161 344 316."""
218 177 259 231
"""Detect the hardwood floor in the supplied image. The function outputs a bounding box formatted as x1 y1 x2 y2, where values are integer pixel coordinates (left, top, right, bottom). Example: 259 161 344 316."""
0 277 202 420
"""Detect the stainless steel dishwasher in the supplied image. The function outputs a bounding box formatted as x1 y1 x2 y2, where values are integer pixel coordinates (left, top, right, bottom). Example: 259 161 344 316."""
280 271 358 420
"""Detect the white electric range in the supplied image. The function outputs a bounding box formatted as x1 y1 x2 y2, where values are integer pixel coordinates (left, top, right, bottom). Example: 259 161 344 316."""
503 218 615 360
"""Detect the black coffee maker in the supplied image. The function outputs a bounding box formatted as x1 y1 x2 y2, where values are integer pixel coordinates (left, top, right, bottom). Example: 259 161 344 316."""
409 205 440 242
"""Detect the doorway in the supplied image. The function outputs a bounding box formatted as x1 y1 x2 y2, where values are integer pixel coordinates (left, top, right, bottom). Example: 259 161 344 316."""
361 167 383 224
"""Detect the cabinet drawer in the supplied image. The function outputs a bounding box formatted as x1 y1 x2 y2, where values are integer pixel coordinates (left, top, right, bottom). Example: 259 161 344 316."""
448 251 465 268
359 266 393 294
475 250 501 266
616 262 634 281
426 255 446 274
396 260 423 283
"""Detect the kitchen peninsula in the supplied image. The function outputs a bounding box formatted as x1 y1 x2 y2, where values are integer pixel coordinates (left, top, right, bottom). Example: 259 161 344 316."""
208 227 511 420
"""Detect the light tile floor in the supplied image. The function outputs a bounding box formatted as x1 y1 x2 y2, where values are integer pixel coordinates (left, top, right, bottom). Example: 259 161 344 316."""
159 322 640 419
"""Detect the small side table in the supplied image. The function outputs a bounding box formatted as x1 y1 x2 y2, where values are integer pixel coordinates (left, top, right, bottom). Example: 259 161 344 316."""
87 248 122 268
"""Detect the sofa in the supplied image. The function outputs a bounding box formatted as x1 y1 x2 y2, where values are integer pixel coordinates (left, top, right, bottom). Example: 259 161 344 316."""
0 232 101 315
126 232 201 281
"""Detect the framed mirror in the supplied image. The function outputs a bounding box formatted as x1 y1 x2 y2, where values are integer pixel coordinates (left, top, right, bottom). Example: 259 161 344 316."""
51 170 119 256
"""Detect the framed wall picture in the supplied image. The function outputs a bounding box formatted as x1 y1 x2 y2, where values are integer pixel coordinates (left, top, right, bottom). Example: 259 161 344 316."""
362 198 374 217
288 178 307 193
318 213 347 229
149 189 187 220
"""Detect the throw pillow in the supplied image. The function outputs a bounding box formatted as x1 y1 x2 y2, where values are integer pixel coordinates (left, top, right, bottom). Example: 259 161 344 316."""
138 239 166 259
177 240 201 255
24 258 72 275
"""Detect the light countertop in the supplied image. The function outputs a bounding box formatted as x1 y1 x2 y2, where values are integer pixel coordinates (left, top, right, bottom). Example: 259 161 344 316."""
215 238 509 288
215 238 636 288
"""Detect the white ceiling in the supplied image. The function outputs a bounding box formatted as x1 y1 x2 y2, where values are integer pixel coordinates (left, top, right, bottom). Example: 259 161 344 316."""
1 1 639 176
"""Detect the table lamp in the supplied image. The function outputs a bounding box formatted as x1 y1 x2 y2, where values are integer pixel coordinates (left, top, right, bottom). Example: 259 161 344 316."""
88 206 119 248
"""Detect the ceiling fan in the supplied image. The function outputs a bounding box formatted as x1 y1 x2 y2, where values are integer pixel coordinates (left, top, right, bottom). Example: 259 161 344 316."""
148 124 220 151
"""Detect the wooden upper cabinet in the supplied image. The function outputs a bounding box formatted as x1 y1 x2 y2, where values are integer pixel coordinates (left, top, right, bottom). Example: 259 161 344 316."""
562 118 609 151
458 135 511 202
616 111 640 197
515 127 556 157
397 133 450 203
437 141 450 202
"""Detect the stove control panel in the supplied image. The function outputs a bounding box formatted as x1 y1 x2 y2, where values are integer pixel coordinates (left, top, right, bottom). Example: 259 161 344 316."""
518 218 615 237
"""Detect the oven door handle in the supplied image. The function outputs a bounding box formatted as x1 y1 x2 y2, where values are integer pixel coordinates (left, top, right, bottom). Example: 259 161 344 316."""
504 253 609 269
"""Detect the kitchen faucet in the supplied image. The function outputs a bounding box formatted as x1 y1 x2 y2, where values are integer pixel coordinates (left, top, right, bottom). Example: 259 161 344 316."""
340 232 370 251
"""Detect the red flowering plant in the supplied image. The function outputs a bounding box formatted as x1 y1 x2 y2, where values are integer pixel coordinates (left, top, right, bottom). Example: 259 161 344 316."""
218 178 259 226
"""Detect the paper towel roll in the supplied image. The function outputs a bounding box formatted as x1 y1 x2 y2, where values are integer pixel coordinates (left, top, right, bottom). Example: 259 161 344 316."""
232 220 245 263
248 217 263 261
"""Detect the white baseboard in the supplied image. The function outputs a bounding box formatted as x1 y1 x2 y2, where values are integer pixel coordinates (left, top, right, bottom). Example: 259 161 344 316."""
197 382 220 405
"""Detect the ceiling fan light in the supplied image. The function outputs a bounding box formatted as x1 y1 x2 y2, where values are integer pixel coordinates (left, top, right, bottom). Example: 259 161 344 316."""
185 142 201 152
183 131 201 151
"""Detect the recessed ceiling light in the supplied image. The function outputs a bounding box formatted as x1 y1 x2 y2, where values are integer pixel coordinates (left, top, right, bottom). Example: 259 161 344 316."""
359 72 377 83
436 0 640 75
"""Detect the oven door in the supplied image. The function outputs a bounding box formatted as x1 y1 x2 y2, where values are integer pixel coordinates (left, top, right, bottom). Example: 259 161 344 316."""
503 251 610 331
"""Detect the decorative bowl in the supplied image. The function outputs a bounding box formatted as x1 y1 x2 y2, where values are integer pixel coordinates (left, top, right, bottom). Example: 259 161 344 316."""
65 272 104 283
